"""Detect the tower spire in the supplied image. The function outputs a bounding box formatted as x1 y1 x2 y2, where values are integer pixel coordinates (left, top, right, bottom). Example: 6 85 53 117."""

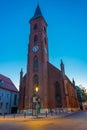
60 59 65 78
30 4 47 25
72 78 75 86
30 4 43 21
20 68 23 86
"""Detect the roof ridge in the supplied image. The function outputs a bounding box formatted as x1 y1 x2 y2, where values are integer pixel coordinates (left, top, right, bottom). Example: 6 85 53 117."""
0 74 10 80
0 74 18 92
47 62 61 73
0 74 12 84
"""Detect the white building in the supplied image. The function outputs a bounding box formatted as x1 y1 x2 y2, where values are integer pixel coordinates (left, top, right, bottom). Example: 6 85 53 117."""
0 74 19 114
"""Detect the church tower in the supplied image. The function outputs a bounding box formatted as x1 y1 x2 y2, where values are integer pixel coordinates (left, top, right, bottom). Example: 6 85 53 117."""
18 4 79 112
25 5 49 110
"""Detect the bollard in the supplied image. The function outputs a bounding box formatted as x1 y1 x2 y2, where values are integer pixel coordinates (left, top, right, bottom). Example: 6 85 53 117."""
51 110 53 116
46 111 47 117
24 112 26 118
13 113 15 118
59 108 60 114
3 113 5 118
55 110 57 115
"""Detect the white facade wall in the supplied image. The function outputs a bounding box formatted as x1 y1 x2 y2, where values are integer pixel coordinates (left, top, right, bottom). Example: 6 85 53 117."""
0 88 18 114
10 91 19 111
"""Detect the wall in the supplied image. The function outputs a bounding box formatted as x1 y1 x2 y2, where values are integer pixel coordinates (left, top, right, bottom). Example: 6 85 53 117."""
0 88 19 114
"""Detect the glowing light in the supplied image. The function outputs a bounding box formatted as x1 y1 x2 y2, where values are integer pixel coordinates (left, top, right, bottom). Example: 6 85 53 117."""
35 86 39 92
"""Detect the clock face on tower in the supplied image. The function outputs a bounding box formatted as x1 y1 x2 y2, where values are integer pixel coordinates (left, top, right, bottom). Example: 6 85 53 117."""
32 45 39 52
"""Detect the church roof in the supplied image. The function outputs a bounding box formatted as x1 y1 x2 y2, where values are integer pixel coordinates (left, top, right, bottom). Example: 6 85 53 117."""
47 62 61 74
0 74 18 92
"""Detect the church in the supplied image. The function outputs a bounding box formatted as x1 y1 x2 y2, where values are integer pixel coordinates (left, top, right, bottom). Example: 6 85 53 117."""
18 5 79 114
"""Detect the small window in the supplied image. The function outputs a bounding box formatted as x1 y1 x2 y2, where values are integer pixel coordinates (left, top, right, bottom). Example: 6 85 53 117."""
44 26 46 32
2 93 4 97
14 94 17 106
34 35 38 42
0 103 1 109
7 94 9 98
0 102 3 109
0 80 4 87
34 24 38 30
6 103 8 110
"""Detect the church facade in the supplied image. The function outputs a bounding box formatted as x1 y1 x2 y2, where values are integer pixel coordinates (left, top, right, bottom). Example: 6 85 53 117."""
18 5 79 113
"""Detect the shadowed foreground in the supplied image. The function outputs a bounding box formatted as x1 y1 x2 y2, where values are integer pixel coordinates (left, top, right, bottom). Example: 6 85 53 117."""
0 111 87 130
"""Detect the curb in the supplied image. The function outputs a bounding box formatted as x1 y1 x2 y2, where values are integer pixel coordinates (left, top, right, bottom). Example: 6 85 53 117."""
0 111 79 121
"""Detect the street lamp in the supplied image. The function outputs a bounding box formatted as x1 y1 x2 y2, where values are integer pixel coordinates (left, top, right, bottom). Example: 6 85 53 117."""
35 85 39 117
35 86 39 93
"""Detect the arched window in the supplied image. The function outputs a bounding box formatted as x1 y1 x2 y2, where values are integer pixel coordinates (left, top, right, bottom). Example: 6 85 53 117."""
55 82 62 107
33 56 38 70
44 26 46 32
33 75 39 86
34 35 38 42
34 24 37 30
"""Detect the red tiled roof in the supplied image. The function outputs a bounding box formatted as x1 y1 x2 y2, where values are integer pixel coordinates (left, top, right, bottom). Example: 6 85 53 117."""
0 74 18 92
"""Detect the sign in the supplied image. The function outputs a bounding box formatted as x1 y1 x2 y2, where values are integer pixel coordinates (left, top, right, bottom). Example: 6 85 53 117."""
33 97 36 103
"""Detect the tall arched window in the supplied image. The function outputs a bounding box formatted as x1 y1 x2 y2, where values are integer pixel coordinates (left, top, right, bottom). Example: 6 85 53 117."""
55 82 62 107
33 56 38 70
34 35 38 42
33 75 39 86
33 23 38 30
44 26 46 32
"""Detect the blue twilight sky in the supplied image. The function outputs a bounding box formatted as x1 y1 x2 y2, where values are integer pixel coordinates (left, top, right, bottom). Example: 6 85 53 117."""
0 0 87 90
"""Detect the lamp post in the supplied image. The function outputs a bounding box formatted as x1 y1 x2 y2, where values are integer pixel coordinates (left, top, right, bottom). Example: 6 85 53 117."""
35 86 39 117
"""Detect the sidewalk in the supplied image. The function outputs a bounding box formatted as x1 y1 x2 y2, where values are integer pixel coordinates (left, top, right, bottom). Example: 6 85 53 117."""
0 111 78 121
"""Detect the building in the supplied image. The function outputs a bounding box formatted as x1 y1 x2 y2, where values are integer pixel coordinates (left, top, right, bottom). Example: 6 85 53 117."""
18 5 79 113
0 74 19 114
